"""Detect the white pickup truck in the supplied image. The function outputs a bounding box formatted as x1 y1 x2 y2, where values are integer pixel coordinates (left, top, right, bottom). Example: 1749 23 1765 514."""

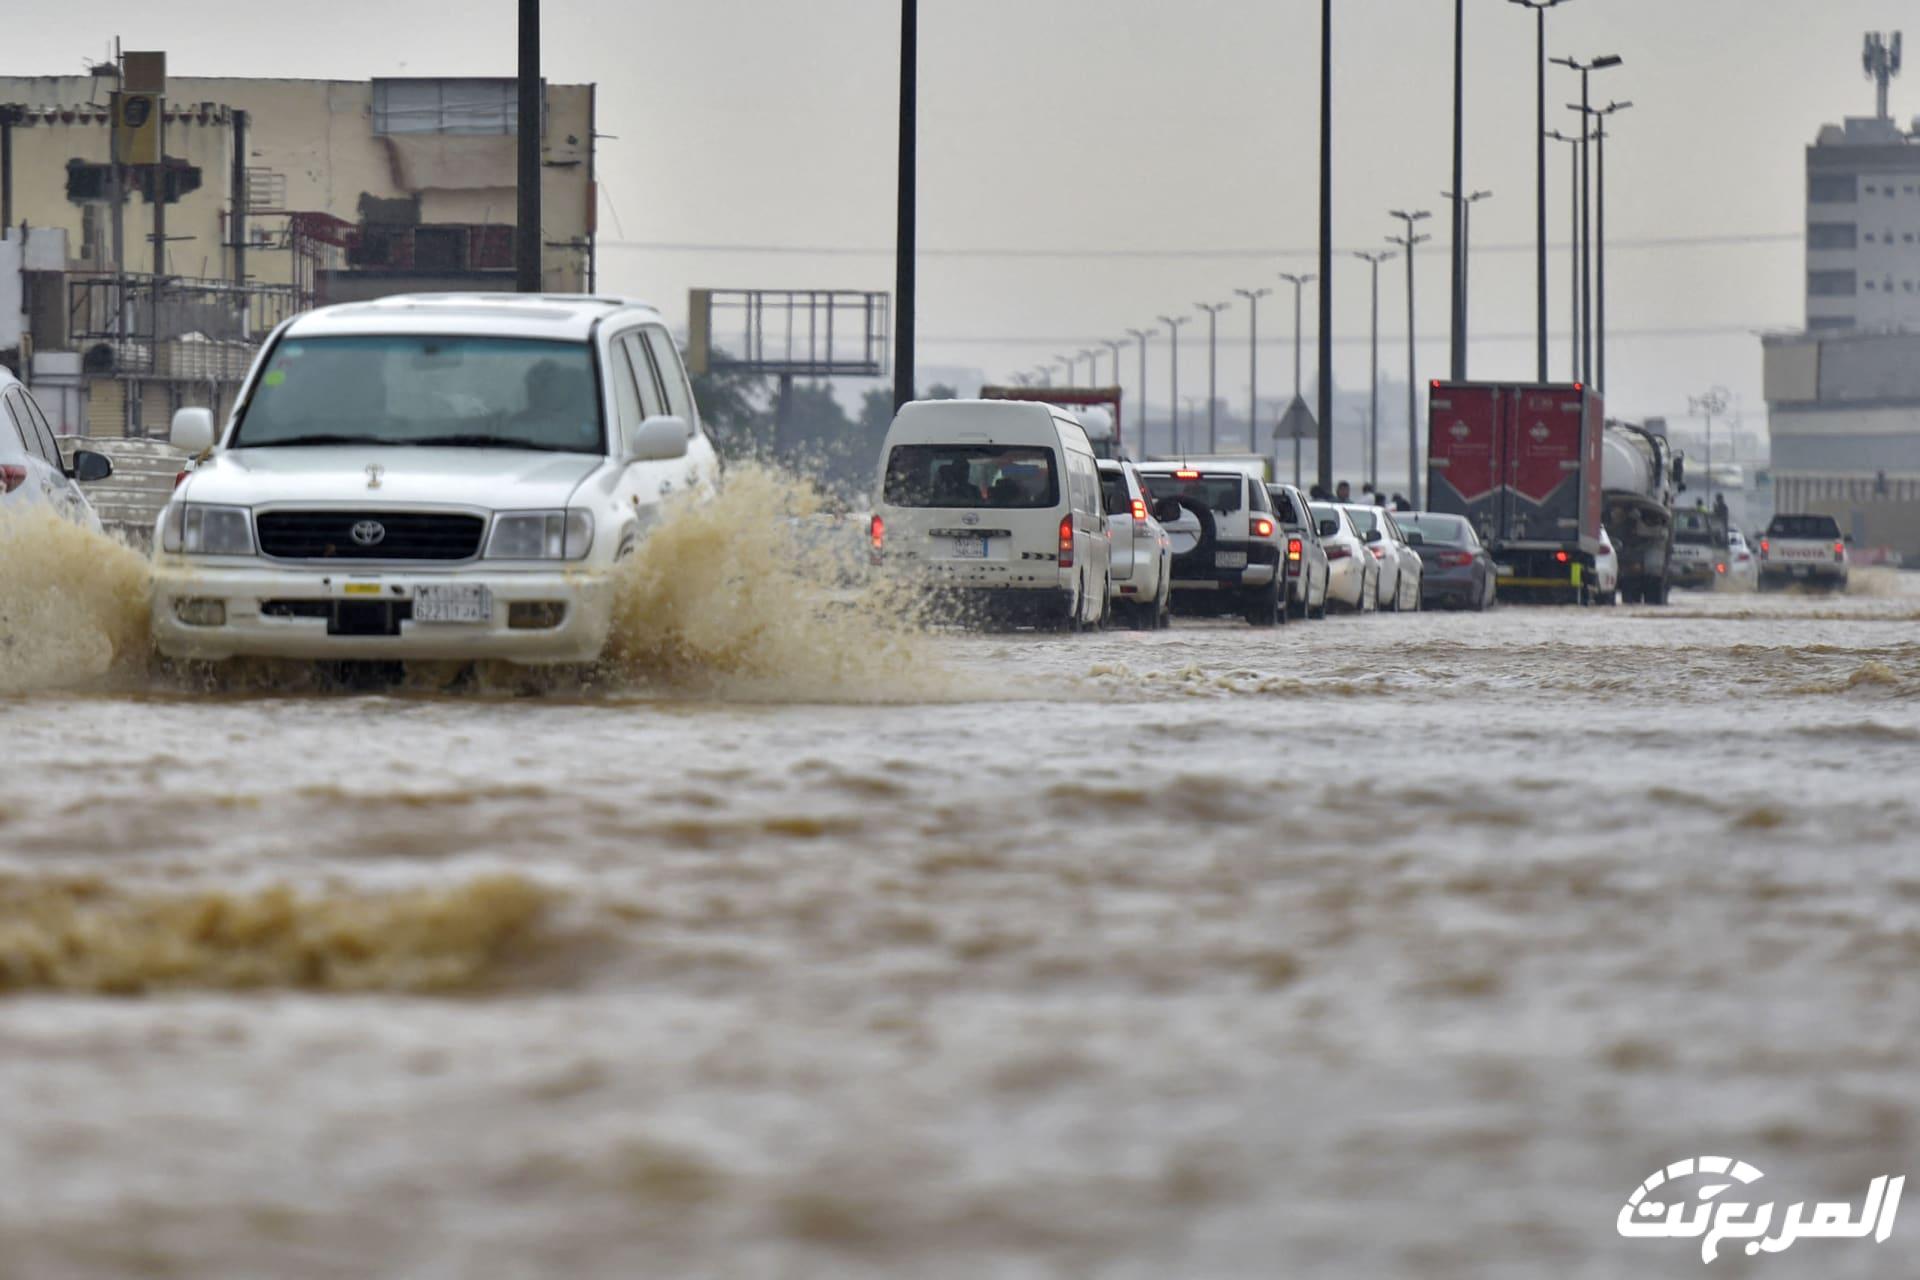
1758 513 1850 593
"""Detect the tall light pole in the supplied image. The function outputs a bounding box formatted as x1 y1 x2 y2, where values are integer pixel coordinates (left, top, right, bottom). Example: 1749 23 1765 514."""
1390 209 1432 506
1279 273 1315 486
1234 286 1272 453
1545 129 1589 380
1316 0 1335 492
1510 0 1570 382
1552 53 1623 385
1126 328 1155 455
1589 102 1631 396
1102 338 1126 388
1448 0 1466 382
1690 387 1729 508
1079 349 1101 386
1441 189 1493 377
1056 354 1077 388
1159 314 1190 454
1354 250 1393 492
516 0 543 293
892 0 917 410
1196 301 1231 452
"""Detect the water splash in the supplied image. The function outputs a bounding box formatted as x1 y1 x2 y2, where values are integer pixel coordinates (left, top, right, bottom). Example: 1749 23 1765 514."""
0 510 151 696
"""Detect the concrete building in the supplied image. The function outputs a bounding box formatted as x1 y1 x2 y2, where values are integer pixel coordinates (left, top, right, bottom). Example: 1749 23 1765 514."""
1763 329 1920 555
1 65 596 438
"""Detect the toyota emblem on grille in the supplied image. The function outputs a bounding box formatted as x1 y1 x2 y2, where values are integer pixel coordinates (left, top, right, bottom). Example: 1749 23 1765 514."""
962 512 981 526
350 520 387 547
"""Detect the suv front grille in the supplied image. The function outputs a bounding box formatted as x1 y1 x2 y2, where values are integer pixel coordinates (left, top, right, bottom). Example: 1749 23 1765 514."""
255 510 485 561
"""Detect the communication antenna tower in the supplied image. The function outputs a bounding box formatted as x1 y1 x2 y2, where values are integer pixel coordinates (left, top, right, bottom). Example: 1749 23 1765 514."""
1865 31 1903 121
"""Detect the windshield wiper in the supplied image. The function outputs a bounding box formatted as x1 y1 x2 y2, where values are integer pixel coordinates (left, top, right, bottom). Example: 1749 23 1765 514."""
243 434 392 448
406 434 587 453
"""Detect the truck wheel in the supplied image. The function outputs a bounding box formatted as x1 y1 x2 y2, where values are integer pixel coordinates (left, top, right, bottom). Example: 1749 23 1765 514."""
1244 578 1281 627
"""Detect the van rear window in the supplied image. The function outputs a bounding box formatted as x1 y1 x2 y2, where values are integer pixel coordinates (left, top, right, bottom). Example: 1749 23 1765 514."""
1139 474 1243 514
884 445 1059 508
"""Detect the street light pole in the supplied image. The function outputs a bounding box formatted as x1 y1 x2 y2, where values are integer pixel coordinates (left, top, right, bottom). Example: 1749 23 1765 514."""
1316 0 1336 492
1510 0 1569 382
1390 210 1432 506
1196 301 1230 452
1234 286 1272 453
1126 328 1155 455
1449 0 1465 382
1354 250 1393 492
1056 354 1077 388
1159 314 1190 455
1552 54 1622 385
1441 189 1492 378
1592 102 1630 397
1690 386 1729 508
1279 273 1315 486
516 0 543 293
1102 338 1126 387
892 0 917 410
1546 129 1586 380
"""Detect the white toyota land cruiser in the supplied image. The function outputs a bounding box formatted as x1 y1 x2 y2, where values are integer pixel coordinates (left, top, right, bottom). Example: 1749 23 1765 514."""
151 294 718 665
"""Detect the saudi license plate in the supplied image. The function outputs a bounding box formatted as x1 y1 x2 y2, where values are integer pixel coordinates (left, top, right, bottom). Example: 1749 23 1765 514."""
949 538 989 559
1792 565 1810 577
1215 551 1248 569
1495 563 1515 577
413 583 492 623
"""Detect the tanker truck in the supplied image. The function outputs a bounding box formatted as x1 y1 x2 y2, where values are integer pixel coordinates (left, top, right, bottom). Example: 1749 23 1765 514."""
1600 419 1683 605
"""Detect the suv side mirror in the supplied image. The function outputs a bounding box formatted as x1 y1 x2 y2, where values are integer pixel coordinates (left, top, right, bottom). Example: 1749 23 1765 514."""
171 407 215 454
1671 458 1685 487
622 415 690 461
70 449 114 483
1318 518 1338 539
1151 497 1182 524
1405 530 1424 547
1363 528 1382 544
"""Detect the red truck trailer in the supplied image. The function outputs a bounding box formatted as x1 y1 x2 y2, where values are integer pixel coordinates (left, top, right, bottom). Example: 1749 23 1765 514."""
1427 381 1605 604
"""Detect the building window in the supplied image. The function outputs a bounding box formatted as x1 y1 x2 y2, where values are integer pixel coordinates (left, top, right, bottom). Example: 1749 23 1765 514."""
1809 315 1853 330
372 79 546 136
1866 280 1877 290
1810 269 1858 296
1811 173 1859 203
1809 222 1858 250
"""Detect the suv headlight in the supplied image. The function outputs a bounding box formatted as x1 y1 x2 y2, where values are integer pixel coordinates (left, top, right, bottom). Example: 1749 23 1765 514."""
160 503 255 556
485 510 593 560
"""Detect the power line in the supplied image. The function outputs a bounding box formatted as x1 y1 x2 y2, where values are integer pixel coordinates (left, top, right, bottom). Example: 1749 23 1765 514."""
599 231 1800 261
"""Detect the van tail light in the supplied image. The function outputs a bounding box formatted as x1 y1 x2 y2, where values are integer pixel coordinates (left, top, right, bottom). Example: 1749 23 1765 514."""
0 464 27 494
173 470 191 489
1058 514 1075 568
868 513 885 562
1130 497 1147 523
1287 537 1303 562
1174 469 1200 479
1252 517 1274 538
1437 551 1473 567
1759 539 1769 557
1326 545 1352 562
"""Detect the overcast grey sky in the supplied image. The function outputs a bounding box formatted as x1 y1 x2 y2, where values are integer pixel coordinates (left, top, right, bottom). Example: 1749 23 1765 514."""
11 1 1913 433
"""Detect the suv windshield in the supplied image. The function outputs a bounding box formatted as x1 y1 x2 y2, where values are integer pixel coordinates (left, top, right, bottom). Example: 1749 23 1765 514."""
1396 512 1474 547
884 444 1059 508
1767 514 1843 540
232 336 603 453
1140 474 1243 514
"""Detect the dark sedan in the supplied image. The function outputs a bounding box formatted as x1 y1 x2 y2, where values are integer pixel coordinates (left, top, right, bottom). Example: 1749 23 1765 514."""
1395 512 1496 611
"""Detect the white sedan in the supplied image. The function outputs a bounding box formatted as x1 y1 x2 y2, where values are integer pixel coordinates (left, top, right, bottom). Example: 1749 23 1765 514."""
150 293 718 666
1343 503 1422 612
1310 502 1379 613
1589 524 1619 605
1 368 114 532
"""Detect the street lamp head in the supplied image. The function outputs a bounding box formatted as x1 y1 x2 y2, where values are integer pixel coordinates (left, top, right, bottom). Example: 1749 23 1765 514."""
1603 100 1634 114
1389 209 1432 224
1592 54 1624 69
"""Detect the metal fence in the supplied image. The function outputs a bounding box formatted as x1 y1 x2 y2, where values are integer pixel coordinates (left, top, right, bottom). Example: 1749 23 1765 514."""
67 274 302 380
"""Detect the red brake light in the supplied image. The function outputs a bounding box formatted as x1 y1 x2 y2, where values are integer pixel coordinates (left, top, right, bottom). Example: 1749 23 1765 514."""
1834 541 1846 555
1174 469 1200 479
1715 563 1727 574
1759 539 1769 555
1130 497 1147 522
1369 545 1386 559
1287 537 1302 562
0 464 26 494
173 469 191 489
1573 382 1584 391
1253 517 1274 538
1554 551 1569 563
1058 514 1075 568
1326 545 1352 561
868 513 885 558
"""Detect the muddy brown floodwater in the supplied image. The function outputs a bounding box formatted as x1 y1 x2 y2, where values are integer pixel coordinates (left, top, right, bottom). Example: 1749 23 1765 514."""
3 489 1919 1278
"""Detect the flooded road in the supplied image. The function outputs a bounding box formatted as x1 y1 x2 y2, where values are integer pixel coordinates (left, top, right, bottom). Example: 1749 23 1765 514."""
4 545 1920 1276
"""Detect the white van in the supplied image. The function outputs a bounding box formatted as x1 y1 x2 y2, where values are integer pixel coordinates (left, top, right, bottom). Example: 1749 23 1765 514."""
873 399 1112 629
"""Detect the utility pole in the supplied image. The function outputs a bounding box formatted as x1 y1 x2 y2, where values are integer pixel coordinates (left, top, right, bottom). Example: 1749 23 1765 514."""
1279 272 1315 487
1589 102 1631 397
1511 0 1569 382
1690 387 1729 508
1546 129 1585 379
1126 328 1155 455
516 0 543 292
1234 286 1272 453
1389 210 1433 506
1197 301 1230 452
1449 0 1466 382
1316 0 1336 492
1160 314 1190 455
1354 250 1393 492
892 0 917 409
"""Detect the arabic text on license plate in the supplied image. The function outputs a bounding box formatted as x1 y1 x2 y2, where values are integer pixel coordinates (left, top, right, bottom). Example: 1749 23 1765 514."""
413 584 492 623
949 537 989 559
1215 551 1249 569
